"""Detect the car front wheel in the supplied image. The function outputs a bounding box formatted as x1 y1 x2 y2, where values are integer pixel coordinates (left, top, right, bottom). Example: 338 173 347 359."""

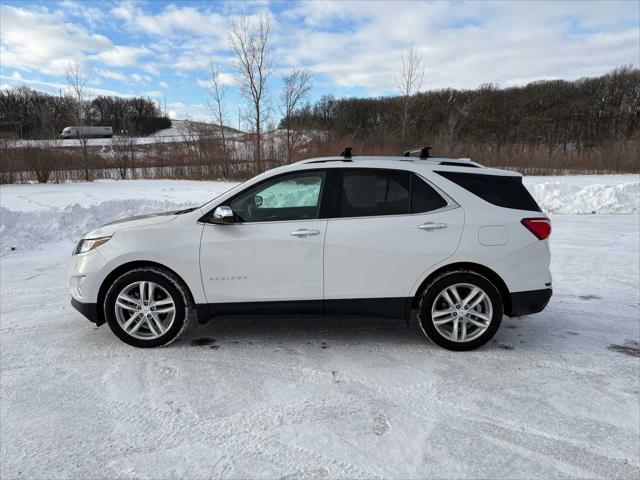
417 271 503 351
104 267 192 348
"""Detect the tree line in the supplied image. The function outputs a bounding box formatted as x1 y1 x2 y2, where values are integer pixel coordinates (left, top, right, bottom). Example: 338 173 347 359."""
0 86 170 139
284 66 639 171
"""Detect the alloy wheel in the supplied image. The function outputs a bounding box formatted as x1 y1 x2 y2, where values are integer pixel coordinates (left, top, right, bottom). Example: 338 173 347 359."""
431 283 493 343
114 281 176 340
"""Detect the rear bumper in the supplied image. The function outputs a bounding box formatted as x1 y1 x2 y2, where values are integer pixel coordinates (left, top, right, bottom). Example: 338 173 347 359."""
508 288 552 317
71 298 103 325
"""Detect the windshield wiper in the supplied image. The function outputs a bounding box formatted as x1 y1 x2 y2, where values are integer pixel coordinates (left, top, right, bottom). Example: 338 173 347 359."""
173 207 199 215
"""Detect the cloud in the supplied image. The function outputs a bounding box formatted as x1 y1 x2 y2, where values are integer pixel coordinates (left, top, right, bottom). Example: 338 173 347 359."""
0 74 133 98
159 81 169 89
197 73 238 89
93 45 151 67
142 64 161 76
276 0 639 93
166 102 210 121
96 69 152 84
164 38 229 72
95 68 127 81
112 3 227 38
130 73 152 83
59 0 105 28
109 3 228 73
0 4 112 76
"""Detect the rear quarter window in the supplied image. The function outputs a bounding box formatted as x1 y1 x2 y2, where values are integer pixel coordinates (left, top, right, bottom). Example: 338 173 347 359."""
411 175 448 213
435 171 541 212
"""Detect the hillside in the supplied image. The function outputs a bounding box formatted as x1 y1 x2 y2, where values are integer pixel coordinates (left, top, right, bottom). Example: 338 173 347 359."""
284 67 640 172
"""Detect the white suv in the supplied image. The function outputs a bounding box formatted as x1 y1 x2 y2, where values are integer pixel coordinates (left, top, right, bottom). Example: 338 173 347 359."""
69 151 552 350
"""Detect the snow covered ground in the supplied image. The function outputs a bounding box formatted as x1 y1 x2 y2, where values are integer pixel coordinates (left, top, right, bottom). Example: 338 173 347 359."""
6 134 187 149
0 175 639 478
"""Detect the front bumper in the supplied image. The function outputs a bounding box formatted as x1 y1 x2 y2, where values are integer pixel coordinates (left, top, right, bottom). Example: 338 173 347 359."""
508 288 552 317
71 298 103 325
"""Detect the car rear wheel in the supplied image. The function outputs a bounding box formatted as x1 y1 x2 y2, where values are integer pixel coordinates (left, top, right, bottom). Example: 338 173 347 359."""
417 271 503 351
104 267 192 348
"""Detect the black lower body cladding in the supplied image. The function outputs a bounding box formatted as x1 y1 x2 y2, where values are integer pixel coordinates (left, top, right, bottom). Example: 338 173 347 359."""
508 288 552 317
71 299 102 325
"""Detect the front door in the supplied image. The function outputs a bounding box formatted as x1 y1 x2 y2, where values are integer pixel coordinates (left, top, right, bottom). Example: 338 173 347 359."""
200 171 327 314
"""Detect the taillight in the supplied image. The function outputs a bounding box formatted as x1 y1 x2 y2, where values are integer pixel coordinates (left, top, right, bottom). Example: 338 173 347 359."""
521 218 551 240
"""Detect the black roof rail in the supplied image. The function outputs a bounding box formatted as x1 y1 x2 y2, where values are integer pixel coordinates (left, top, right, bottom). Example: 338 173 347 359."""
438 161 480 168
403 147 432 159
305 159 351 164
340 146 353 159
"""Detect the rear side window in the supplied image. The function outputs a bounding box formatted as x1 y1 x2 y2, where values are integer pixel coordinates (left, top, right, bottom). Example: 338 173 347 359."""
339 170 410 217
336 170 448 218
411 175 448 213
435 171 541 212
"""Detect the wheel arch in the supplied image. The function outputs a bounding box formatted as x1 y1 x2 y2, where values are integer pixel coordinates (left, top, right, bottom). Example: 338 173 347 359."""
412 262 512 316
96 260 197 326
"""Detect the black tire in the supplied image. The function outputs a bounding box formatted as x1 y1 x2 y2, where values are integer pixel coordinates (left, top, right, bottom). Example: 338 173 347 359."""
417 270 503 351
104 267 193 348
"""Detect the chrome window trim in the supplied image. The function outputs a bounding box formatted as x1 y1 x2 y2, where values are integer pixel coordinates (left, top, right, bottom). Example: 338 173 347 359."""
199 166 461 225
324 205 461 223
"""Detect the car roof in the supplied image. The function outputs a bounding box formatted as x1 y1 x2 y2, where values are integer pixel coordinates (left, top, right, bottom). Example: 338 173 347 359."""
289 156 521 177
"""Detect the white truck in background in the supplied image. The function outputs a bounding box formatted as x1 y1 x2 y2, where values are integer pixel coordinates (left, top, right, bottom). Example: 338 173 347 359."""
60 126 113 139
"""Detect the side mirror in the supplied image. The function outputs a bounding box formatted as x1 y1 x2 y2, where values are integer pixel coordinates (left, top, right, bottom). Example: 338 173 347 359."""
212 206 234 224
254 195 263 208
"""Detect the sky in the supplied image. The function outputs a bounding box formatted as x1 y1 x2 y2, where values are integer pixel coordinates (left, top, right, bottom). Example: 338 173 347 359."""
1 0 638 126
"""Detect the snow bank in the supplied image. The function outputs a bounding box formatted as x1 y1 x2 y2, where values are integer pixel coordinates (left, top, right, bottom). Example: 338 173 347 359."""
0 179 236 212
0 180 236 253
0 200 191 253
523 175 639 214
1 175 638 253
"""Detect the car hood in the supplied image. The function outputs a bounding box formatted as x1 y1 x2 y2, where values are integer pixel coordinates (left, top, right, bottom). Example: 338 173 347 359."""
83 208 197 238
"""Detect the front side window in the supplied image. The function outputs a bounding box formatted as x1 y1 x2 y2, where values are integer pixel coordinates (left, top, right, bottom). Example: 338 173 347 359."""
229 172 325 222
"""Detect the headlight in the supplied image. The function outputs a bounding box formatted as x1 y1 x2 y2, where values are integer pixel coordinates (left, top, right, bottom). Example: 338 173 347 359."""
73 236 111 255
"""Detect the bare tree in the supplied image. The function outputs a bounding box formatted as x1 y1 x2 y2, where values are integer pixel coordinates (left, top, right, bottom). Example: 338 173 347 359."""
395 43 425 144
227 13 273 171
66 58 92 180
110 134 137 179
205 63 230 176
24 143 59 183
280 68 311 163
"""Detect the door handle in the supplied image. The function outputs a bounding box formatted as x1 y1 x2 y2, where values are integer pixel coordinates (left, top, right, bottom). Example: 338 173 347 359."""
291 229 320 237
418 222 447 231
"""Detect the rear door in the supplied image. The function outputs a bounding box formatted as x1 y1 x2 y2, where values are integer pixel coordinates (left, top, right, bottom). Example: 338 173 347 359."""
323 168 464 315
